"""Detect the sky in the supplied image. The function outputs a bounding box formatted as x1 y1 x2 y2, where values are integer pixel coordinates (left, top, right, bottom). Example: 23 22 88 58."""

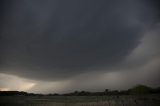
0 0 160 94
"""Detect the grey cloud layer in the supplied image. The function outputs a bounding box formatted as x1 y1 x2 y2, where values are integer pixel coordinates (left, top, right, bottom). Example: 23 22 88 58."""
28 30 160 93
0 0 159 81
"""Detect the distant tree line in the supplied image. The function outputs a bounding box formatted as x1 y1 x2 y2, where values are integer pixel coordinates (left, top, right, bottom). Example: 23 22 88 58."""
0 85 160 96
0 91 43 96
61 85 160 96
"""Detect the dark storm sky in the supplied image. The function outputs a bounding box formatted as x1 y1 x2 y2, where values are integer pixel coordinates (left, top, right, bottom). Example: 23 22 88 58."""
0 0 160 93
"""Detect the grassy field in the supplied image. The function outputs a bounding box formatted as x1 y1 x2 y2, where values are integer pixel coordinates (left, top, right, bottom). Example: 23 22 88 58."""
0 95 160 106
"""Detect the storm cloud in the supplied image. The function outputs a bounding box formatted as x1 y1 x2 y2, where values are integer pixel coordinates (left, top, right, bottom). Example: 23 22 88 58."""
0 0 160 93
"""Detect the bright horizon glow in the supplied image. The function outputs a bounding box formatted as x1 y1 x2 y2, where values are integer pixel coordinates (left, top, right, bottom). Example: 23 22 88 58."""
0 73 36 92
0 88 10 91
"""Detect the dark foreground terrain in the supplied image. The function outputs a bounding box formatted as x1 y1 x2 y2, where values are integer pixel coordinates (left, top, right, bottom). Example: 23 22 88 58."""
0 95 160 106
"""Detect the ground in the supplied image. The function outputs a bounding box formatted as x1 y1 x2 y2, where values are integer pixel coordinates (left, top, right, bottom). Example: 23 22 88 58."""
0 95 160 106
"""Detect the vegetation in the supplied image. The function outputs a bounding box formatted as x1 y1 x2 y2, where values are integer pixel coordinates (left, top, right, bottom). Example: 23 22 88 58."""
0 85 160 106
0 84 160 96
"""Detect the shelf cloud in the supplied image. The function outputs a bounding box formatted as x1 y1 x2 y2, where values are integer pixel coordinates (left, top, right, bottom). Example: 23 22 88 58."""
0 0 160 93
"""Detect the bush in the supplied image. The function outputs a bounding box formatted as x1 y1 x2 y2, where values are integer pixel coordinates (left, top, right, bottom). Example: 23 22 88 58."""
129 85 153 95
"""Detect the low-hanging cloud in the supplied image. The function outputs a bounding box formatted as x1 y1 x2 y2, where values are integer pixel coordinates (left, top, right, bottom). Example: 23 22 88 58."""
0 0 159 83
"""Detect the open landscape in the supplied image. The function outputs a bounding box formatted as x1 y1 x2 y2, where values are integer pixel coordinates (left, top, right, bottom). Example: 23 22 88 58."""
1 0 160 106
0 85 160 106
0 95 160 106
